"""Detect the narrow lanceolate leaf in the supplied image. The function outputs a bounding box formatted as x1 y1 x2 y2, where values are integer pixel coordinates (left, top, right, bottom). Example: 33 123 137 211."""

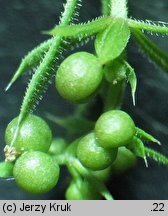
6 0 83 92
124 61 137 106
135 127 161 145
5 34 93 92
145 147 168 166
128 19 168 35
10 0 81 147
5 39 52 91
131 137 148 167
132 29 168 72
43 17 112 39
95 18 130 65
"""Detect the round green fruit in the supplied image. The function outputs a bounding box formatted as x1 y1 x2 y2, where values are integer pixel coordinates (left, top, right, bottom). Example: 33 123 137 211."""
0 161 14 178
77 132 117 171
5 114 52 153
56 52 103 103
111 146 137 174
65 180 100 200
13 151 59 194
91 166 112 182
48 138 67 155
95 110 135 148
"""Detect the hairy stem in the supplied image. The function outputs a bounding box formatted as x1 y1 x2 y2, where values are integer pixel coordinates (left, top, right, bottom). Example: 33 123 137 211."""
5 39 52 91
101 0 111 16
110 0 128 19
10 0 80 148
128 19 168 35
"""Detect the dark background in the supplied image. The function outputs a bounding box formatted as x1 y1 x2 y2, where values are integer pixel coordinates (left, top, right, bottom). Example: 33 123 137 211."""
0 0 168 199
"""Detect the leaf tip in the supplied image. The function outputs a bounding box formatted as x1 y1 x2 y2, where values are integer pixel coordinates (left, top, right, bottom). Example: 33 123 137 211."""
41 30 51 35
144 156 148 167
5 82 12 91
156 140 161 146
132 94 136 106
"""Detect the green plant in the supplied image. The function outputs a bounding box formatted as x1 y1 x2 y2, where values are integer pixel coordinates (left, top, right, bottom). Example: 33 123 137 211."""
65 179 100 200
56 51 103 103
1 0 168 199
77 132 118 170
5 115 52 158
13 151 60 194
95 110 135 148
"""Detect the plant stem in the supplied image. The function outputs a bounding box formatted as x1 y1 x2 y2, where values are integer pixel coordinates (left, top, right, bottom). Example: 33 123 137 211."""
110 0 128 19
100 0 128 112
128 19 168 35
101 0 111 16
103 81 125 112
53 151 113 200
9 0 80 149
20 0 79 119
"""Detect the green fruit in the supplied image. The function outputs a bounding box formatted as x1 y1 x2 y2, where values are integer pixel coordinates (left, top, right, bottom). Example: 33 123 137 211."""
5 114 52 153
13 151 59 194
48 138 67 155
77 132 117 171
56 52 103 103
65 180 100 200
95 110 135 148
111 146 137 174
0 161 14 177
91 166 112 182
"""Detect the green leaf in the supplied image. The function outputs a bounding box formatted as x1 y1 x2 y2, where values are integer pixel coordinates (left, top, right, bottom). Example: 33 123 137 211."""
145 147 168 166
95 18 130 65
135 127 161 145
43 17 112 39
6 0 82 91
9 0 81 148
132 29 168 73
131 137 148 166
5 33 95 91
5 39 52 91
124 61 137 106
129 19 168 35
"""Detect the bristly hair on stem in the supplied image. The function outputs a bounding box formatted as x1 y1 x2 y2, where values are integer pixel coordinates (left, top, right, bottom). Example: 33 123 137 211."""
9 0 82 149
101 0 111 16
110 0 128 19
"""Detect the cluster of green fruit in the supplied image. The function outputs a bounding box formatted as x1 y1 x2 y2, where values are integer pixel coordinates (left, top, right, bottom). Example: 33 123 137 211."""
0 111 136 196
4 49 165 200
0 51 138 198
